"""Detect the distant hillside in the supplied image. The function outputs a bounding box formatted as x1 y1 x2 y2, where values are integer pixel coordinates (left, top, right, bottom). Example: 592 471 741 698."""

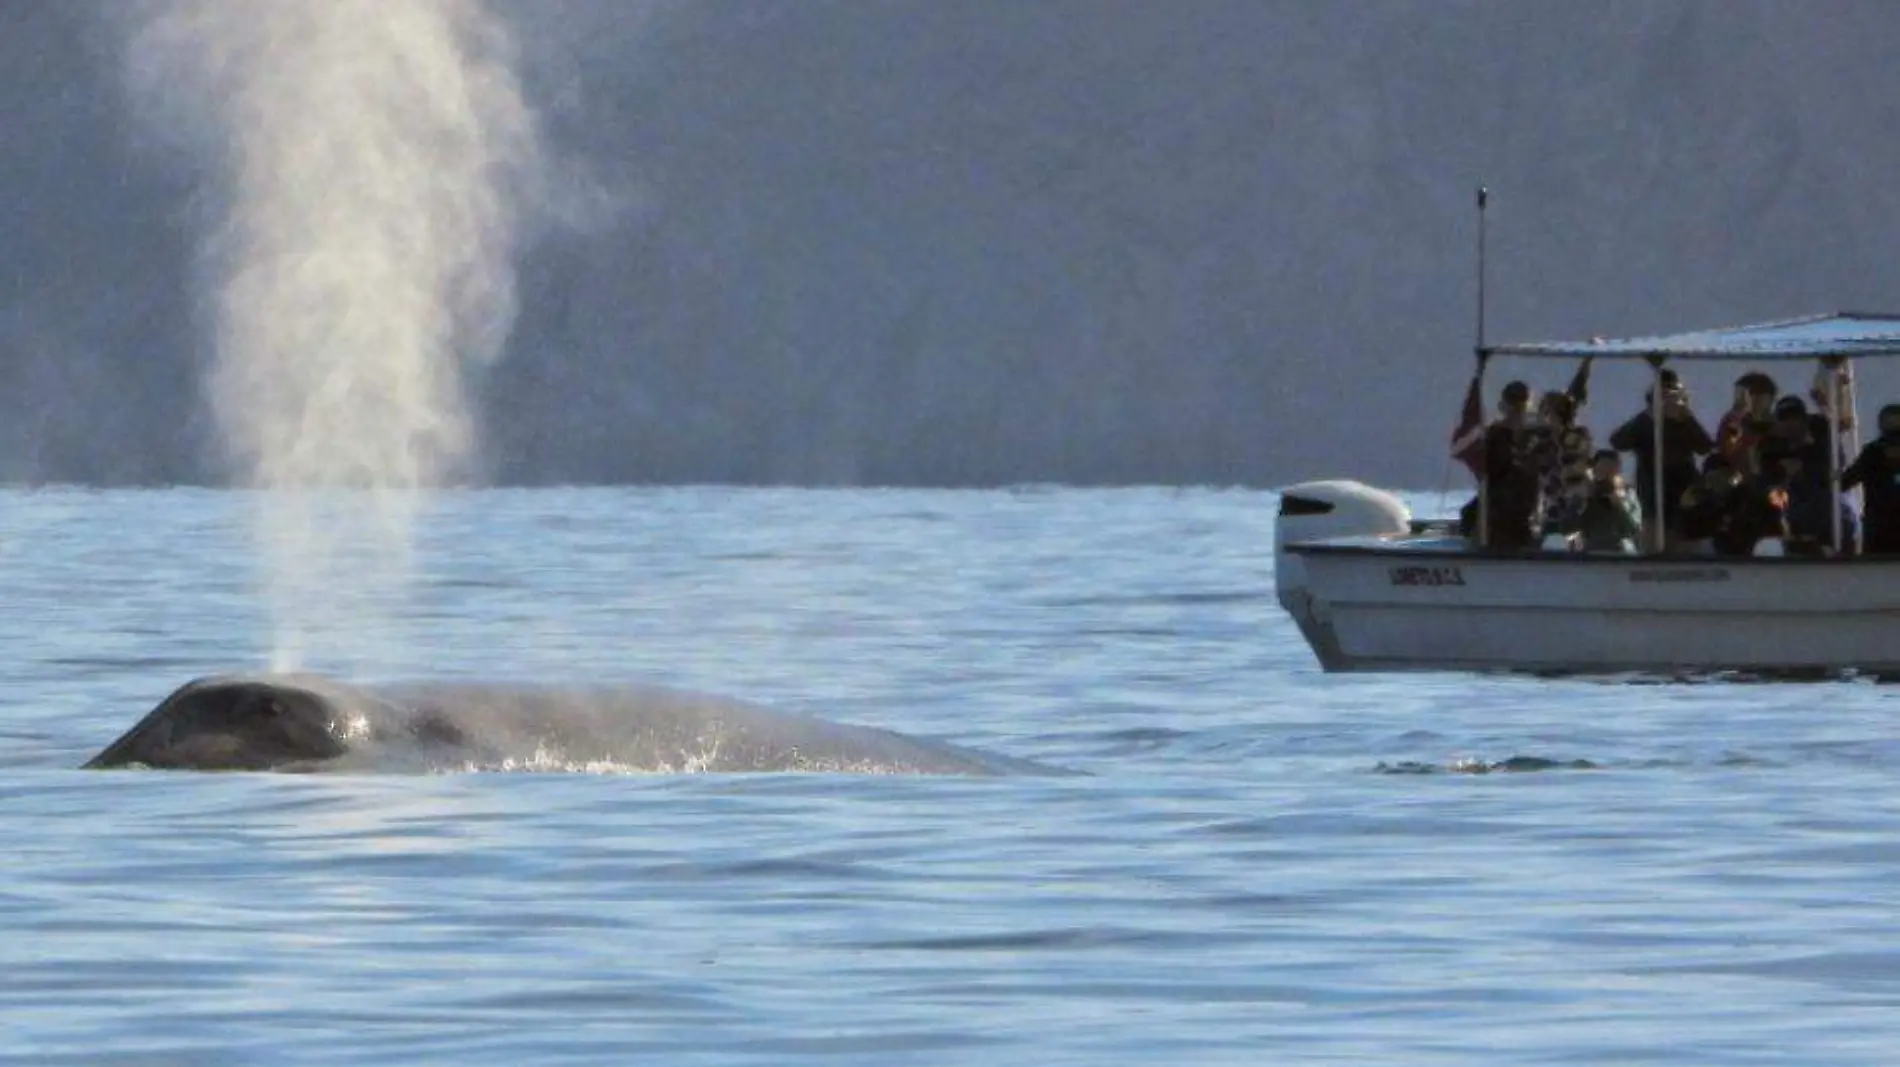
4 0 1898 486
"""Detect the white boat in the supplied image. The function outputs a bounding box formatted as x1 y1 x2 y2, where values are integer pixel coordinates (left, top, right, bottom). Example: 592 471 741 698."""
1274 311 1900 678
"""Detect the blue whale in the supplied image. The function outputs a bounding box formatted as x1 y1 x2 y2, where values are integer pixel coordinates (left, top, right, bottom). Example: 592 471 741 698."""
83 673 1064 776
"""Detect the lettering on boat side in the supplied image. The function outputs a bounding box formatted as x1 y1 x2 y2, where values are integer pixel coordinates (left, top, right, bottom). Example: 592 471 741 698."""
1388 565 1466 587
1628 567 1731 583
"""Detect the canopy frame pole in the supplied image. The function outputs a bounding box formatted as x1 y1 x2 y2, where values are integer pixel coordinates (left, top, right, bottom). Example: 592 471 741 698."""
1648 356 1666 555
1477 362 1490 551
1827 356 1845 555
1844 358 1862 551
1474 185 1490 550
1845 358 1863 457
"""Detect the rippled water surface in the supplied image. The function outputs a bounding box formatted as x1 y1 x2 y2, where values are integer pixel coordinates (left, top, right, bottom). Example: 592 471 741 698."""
5 487 1900 1065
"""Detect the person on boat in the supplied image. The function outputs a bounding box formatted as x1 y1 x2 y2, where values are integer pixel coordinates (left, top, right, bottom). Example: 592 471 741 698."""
1525 388 1595 533
1556 449 1641 553
1807 362 1858 440
1452 357 1590 479
1676 457 1737 556
1841 403 1900 555
1758 394 1856 555
1607 369 1713 550
1714 372 1778 475
1455 380 1542 549
1678 453 1786 557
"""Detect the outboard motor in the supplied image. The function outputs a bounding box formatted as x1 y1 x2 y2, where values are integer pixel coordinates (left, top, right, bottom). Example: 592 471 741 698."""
1273 480 1412 669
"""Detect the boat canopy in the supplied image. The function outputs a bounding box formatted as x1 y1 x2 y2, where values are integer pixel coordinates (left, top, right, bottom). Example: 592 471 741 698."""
1483 311 1900 362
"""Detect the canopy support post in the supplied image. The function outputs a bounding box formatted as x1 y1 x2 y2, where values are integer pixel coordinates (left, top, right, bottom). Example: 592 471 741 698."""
1647 356 1666 555
1827 357 1846 556
1476 365 1490 551
1474 185 1490 551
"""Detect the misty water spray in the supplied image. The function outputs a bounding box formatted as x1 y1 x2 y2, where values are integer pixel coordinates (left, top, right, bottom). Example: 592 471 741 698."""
125 0 543 669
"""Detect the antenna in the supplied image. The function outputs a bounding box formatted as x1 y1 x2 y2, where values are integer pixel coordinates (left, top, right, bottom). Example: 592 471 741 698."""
1474 184 1489 358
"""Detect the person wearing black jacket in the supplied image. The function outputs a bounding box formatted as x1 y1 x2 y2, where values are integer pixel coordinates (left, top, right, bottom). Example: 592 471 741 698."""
1842 404 1900 555
1759 394 1856 554
1678 454 1788 557
1607 369 1713 550
1456 380 1542 550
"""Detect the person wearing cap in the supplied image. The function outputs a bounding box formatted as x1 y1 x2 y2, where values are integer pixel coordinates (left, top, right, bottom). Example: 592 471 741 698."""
1607 369 1713 550
1759 393 1855 554
1457 380 1543 549
1841 403 1900 555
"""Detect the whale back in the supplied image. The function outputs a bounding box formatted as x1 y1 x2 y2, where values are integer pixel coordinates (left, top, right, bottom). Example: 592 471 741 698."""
84 673 1062 776
369 681 1042 775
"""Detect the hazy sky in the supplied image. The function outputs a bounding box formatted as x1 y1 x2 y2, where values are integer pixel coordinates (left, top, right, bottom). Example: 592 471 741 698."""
4 0 1898 487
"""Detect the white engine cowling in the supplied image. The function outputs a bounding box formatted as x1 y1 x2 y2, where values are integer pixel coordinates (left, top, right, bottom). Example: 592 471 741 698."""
1273 480 1413 668
1274 480 1413 550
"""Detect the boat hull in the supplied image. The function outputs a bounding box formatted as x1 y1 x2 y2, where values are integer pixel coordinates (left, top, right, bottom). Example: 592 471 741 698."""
1286 537 1900 676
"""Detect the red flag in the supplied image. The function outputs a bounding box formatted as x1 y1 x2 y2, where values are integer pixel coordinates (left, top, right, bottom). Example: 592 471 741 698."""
1450 371 1486 478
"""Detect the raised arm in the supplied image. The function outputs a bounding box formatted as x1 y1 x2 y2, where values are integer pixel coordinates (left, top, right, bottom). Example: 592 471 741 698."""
1607 411 1647 452
1450 369 1486 477
1565 356 1594 409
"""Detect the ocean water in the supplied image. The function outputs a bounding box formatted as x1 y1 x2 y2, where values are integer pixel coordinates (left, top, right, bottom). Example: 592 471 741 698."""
4 486 1900 1065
